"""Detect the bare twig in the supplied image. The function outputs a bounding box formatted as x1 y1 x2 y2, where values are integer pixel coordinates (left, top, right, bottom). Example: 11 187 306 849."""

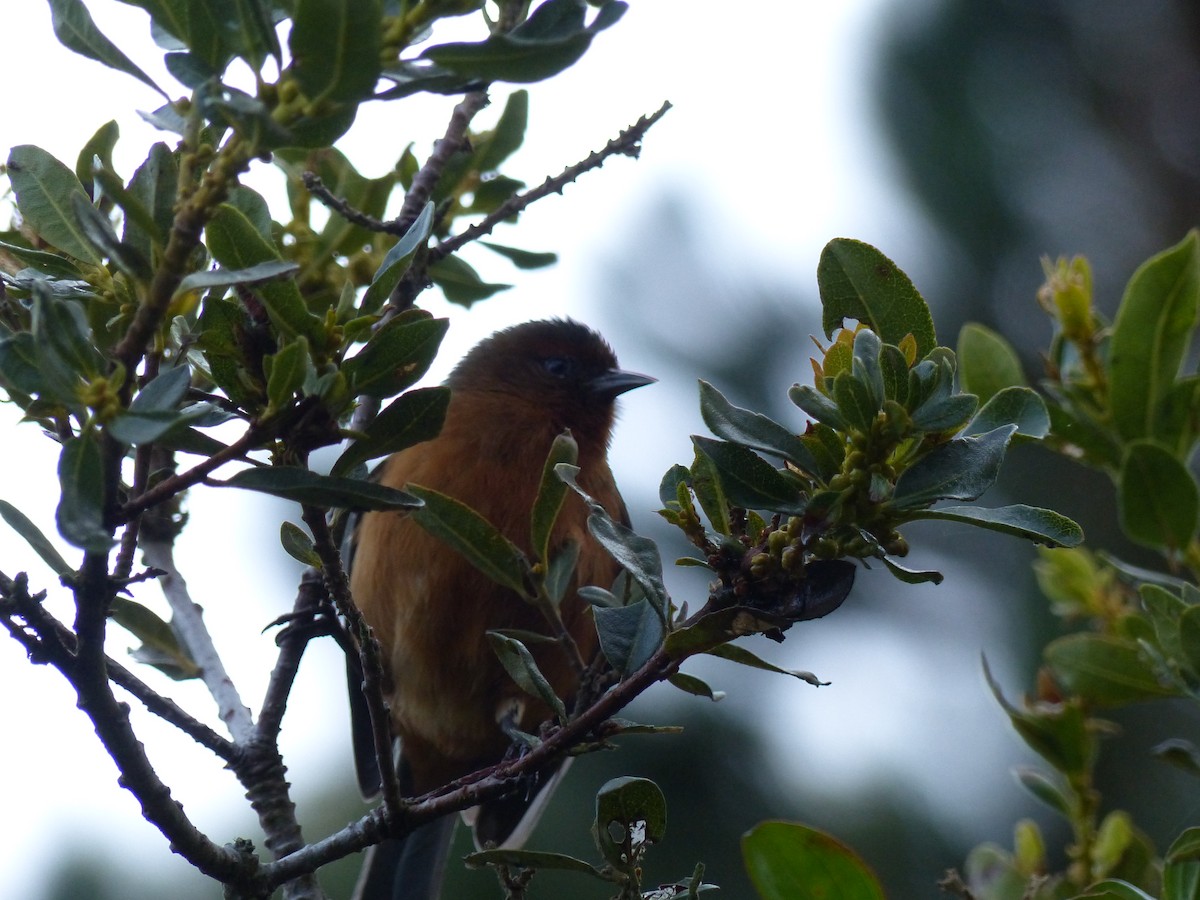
302 173 392 234
300 505 403 821
141 539 256 741
431 100 672 264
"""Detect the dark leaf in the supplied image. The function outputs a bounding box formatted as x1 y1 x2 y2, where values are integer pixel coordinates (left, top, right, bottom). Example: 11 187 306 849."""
331 387 450 476
1119 440 1199 552
1045 633 1176 707
342 312 448 398
49 0 167 97
486 632 567 721
530 431 579 565
594 776 667 870
289 0 381 102
221 466 423 510
891 425 1016 508
593 599 664 678
691 436 805 514
407 485 532 597
957 322 1026 402
479 241 557 269
698 380 816 472
56 432 113 552
908 504 1083 548
7 145 103 264
743 821 885 900
176 259 299 296
360 202 434 313
428 254 511 307
964 386 1050 439
667 671 725 701
0 499 75 577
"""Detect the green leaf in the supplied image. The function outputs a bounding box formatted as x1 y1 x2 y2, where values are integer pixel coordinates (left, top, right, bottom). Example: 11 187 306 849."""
1045 633 1176 707
221 466 423 510
1167 827 1200 865
557 464 670 618
689 447 731 536
1013 766 1073 818
475 89 530 172
49 0 167 97
407 485 532 597
706 642 828 686
428 254 512 307
176 259 300 296
1155 739 1200 778
75 120 120 193
892 425 1016 508
341 313 449 398
479 242 557 269
908 504 1083 547
788 383 849 431
486 632 567 721
832 370 880 433
691 436 805 514
878 555 944 585
263 337 311 412
698 380 817 473
290 0 382 102
205 203 327 346
957 323 1026 401
818 238 937 359
111 596 200 680
1118 440 1200 552
530 431 579 565
963 386 1049 439
544 539 580 606
279 521 321 566
1077 880 1157 900
668 671 725 701
1180 607 1200 679
56 432 113 553
1109 230 1200 441
360 202 434 313
743 820 885 900
421 0 626 84
0 499 75 578
594 776 667 870
7 145 103 264
123 142 178 260
71 193 150 277
593 599 664 678
331 386 450 477
132 365 191 414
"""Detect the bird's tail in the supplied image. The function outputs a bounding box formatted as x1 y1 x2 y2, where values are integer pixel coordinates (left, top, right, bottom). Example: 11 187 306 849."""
351 814 457 900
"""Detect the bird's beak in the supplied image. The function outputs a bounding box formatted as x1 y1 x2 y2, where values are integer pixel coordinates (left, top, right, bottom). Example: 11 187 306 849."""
589 368 656 399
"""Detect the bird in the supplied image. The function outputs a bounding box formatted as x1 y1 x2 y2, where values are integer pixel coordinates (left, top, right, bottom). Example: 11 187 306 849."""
346 318 654 900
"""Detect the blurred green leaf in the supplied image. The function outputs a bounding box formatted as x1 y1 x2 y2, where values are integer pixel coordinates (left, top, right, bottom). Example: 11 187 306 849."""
743 820 885 900
706 642 827 686
1045 633 1175 707
475 89 529 171
1109 230 1200 442
818 238 936 359
594 776 667 869
408 485 532 597
486 632 567 721
290 0 381 102
32 283 104 394
56 432 113 552
464 848 604 878
75 119 120 194
71 193 150 277
122 142 178 260
222 466 423 510
691 436 805 514
1155 739 1200 778
263 337 311 413
422 0 626 83
957 322 1026 401
7 145 103 264
667 671 725 701
49 0 167 97
0 499 74 578
593 599 663 678
892 425 1016 508
111 596 200 680
689 448 731 536
1013 766 1072 819
428 254 512 306
341 312 448 398
1077 880 1157 900
909 504 1082 547
278 521 320 567
530 431 579 565
331 386 450 477
1118 440 1199 552
1179 606 1200 680
479 241 557 269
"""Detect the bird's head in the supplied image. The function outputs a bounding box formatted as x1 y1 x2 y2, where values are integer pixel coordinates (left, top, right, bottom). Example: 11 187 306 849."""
448 319 654 448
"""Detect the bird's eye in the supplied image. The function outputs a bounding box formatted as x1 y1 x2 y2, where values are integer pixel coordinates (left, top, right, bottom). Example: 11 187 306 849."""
541 357 574 378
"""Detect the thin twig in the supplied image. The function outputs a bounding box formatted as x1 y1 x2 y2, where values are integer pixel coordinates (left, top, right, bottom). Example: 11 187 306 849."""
142 539 255 742
303 173 391 234
300 505 403 821
431 100 672 264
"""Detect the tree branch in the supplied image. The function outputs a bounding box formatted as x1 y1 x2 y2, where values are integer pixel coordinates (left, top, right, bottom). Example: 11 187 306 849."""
430 100 672 264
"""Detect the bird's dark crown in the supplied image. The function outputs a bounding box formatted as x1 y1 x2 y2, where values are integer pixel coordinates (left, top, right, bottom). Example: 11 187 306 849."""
448 319 621 397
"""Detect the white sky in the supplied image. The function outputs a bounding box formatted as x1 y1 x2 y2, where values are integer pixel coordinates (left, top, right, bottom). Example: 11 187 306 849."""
0 2 1035 898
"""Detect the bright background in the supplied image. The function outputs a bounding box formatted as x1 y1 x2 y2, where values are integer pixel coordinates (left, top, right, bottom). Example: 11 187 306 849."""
5 2 1200 898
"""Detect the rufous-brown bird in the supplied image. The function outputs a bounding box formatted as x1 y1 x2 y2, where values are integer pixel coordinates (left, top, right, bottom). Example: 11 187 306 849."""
347 319 653 900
